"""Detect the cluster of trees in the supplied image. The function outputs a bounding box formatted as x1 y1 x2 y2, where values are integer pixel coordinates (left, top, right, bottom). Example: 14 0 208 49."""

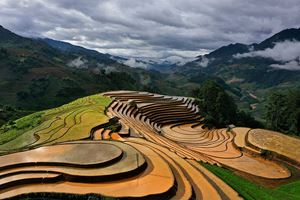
0 112 42 134
17 77 50 99
265 89 299 136
0 48 8 58
192 80 262 129
0 105 31 127
192 80 299 136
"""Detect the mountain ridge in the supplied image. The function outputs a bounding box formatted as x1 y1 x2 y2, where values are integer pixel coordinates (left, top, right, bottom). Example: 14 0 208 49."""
1 25 299 123
173 27 300 119
0 25 205 114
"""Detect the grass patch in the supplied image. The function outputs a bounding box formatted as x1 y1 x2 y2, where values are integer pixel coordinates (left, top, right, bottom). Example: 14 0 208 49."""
0 111 43 145
277 181 300 196
0 105 33 127
201 162 300 200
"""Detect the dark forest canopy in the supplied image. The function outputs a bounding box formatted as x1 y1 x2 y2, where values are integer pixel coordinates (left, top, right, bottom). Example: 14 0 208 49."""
265 89 300 136
192 80 262 129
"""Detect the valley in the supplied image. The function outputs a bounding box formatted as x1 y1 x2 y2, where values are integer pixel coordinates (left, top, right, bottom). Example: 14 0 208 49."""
0 22 299 200
0 91 299 200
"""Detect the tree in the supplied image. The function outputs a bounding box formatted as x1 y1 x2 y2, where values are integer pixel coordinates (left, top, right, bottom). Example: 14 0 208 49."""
265 92 289 132
236 110 263 128
193 80 262 129
265 89 300 136
193 80 238 128
0 48 8 59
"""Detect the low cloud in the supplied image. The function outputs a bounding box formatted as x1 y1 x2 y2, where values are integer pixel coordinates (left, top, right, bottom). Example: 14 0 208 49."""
158 55 196 66
234 40 300 70
67 57 88 69
103 66 118 73
196 56 210 67
270 60 300 70
123 58 148 69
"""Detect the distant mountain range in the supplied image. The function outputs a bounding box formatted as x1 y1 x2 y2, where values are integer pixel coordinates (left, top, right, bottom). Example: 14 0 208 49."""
0 25 299 120
172 28 300 118
0 25 196 111
176 28 300 82
39 38 192 72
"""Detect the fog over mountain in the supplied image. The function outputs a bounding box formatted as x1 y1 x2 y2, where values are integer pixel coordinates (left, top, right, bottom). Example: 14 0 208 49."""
234 40 300 70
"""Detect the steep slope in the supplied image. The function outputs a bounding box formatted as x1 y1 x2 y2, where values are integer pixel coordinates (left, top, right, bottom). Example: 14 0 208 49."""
256 28 300 50
38 38 114 63
176 28 300 118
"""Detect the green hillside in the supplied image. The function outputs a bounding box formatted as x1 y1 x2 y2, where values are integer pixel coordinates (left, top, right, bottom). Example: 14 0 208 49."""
0 25 203 125
0 94 111 154
1 25 299 130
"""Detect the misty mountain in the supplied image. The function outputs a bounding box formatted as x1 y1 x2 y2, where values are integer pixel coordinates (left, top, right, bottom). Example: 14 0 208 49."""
2 24 299 121
173 28 300 118
40 38 189 72
0 25 195 111
177 28 300 85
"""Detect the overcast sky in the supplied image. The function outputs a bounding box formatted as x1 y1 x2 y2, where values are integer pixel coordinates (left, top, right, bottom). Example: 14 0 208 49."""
0 0 299 59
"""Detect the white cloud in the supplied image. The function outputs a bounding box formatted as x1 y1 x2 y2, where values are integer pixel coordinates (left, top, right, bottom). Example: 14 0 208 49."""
234 40 300 62
162 55 196 66
270 60 300 70
104 66 118 73
135 55 197 66
67 57 88 69
234 40 300 70
197 56 210 67
123 58 148 69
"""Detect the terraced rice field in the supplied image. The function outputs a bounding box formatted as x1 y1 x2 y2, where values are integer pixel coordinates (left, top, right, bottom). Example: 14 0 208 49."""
247 129 300 164
104 91 291 178
0 90 299 199
0 94 111 154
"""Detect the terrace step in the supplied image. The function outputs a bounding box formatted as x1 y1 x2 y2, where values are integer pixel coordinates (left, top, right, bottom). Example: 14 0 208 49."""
0 143 123 170
126 137 222 200
105 91 292 179
0 172 61 190
0 141 146 181
187 160 242 200
0 141 175 199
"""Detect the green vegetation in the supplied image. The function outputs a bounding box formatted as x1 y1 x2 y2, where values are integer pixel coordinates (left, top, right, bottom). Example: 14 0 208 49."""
265 89 300 136
277 181 300 197
0 94 112 152
192 80 238 128
178 28 300 121
0 25 207 123
202 163 300 200
193 80 262 128
105 123 122 132
0 104 33 126
0 112 43 145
